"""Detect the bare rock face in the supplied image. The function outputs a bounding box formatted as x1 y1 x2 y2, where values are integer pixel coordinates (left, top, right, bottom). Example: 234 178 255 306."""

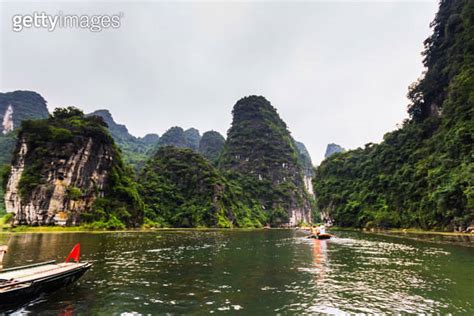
5 137 113 226
2 105 14 134
4 107 143 227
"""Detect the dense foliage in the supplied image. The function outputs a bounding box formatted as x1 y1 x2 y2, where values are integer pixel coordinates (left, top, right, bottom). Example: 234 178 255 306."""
16 107 143 227
219 96 313 225
140 146 266 228
0 136 16 214
198 130 225 163
313 0 473 231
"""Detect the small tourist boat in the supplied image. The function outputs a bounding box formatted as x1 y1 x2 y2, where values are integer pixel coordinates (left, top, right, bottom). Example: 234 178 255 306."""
0 243 91 308
308 233 332 240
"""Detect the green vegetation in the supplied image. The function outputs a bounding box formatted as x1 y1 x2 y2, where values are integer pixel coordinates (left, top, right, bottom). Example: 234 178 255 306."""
153 126 202 151
140 146 266 228
156 126 188 148
67 186 82 200
313 0 473 231
219 96 313 225
0 134 17 167
14 107 143 228
0 164 11 214
198 130 225 163
0 213 13 228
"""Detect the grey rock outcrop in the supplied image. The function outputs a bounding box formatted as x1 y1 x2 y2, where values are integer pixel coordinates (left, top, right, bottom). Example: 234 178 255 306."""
324 143 345 158
5 137 113 226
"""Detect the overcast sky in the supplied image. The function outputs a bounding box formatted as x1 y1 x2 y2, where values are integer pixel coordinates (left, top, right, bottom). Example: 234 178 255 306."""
0 0 438 164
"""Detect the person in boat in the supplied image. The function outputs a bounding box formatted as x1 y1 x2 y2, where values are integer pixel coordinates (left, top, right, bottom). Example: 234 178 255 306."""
319 225 326 235
310 226 319 236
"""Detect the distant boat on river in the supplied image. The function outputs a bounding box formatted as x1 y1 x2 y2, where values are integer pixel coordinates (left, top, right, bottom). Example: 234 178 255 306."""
308 233 333 240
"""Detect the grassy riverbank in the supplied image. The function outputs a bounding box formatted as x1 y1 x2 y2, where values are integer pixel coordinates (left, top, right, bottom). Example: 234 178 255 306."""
1 225 472 236
0 223 269 234
0 213 471 236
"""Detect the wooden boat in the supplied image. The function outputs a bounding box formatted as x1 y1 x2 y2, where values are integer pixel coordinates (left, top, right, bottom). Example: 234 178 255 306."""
0 243 91 308
308 233 332 240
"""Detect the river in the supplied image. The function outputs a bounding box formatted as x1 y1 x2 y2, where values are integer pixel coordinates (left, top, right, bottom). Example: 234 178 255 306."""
1 229 473 314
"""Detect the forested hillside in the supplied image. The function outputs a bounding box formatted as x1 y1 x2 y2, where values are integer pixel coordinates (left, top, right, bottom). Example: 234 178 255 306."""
140 146 266 228
220 96 313 225
313 0 473 231
198 131 225 163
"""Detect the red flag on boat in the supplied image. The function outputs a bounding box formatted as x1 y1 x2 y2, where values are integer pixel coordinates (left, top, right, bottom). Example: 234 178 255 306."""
65 243 81 263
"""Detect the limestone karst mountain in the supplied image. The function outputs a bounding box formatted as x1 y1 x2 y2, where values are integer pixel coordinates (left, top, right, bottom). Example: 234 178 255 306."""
4 108 142 227
1 93 316 228
219 96 313 226
198 131 225 163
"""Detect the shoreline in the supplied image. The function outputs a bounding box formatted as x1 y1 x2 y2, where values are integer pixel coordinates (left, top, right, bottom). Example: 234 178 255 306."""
0 226 277 234
322 226 474 237
0 225 472 236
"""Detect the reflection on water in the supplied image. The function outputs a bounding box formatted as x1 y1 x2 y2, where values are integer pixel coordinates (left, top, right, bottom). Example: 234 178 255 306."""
1 230 473 314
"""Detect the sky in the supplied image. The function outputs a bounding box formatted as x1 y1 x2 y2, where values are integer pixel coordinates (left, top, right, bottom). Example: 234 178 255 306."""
0 0 439 164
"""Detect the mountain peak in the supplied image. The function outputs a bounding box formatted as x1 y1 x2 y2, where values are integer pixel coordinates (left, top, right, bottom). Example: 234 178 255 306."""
324 143 345 158
220 96 312 226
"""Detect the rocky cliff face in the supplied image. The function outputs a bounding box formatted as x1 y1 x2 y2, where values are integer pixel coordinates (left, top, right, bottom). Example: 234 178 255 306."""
5 137 112 225
219 96 312 226
324 143 345 158
4 108 142 226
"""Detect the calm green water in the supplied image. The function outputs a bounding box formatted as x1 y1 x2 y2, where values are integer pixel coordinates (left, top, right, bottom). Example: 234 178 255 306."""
1 230 473 314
